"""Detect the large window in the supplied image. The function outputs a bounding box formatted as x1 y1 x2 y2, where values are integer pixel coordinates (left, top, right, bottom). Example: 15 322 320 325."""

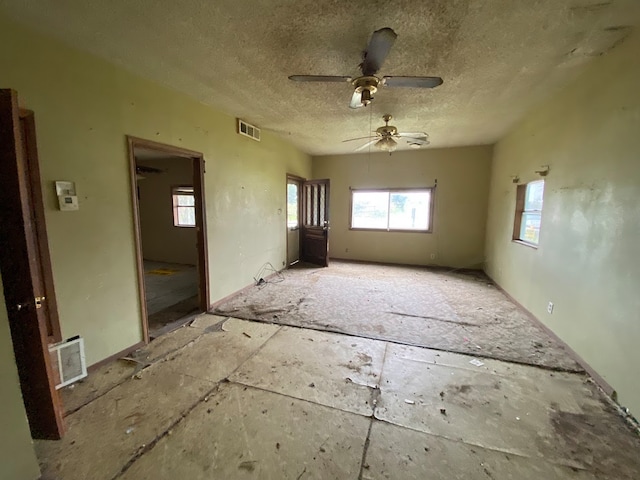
513 180 544 246
172 186 196 227
350 188 433 232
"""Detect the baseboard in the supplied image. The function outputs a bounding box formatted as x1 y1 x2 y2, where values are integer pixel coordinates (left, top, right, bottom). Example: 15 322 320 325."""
329 256 484 273
87 341 145 373
209 271 281 312
485 273 615 398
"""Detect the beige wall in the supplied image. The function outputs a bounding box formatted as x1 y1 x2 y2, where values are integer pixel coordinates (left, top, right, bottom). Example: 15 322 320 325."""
485 31 640 414
0 14 311 368
0 273 41 480
137 157 198 265
312 146 493 268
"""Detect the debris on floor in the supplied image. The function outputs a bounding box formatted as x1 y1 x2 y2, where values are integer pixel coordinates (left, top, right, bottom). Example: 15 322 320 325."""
213 261 583 371
42 316 640 480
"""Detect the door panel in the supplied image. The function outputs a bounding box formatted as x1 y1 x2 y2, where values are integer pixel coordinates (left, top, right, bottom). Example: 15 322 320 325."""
0 89 65 439
301 179 330 266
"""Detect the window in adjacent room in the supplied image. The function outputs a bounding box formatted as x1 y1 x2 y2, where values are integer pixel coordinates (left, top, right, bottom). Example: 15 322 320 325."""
350 188 433 232
172 186 196 227
513 180 544 246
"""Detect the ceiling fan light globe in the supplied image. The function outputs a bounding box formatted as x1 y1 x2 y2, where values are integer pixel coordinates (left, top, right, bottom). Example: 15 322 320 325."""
376 136 397 152
361 89 372 106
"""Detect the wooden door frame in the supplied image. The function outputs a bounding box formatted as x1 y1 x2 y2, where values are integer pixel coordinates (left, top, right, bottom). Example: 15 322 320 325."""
126 136 209 343
285 174 305 268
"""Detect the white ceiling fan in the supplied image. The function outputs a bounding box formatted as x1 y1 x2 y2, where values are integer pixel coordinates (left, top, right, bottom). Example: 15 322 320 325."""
343 114 430 153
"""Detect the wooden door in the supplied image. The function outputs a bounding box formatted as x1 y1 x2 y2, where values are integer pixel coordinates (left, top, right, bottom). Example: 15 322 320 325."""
0 89 65 439
301 179 330 267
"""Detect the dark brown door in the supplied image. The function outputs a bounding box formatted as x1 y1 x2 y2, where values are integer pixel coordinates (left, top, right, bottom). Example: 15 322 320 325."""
0 89 65 439
301 179 330 266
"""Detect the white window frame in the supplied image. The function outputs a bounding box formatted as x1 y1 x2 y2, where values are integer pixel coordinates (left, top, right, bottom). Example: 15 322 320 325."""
172 186 196 228
349 188 434 233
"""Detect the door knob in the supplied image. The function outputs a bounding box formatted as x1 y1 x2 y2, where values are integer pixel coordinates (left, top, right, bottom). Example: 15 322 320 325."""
16 302 29 311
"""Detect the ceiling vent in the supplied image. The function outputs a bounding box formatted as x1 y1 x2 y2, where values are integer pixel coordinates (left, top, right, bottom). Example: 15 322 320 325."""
49 336 87 389
237 119 261 142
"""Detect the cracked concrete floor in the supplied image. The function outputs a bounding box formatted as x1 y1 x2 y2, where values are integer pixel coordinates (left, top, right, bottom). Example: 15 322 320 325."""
41 315 640 480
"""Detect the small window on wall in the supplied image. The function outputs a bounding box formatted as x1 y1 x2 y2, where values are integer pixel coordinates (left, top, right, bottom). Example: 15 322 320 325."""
513 180 544 246
350 188 433 232
172 186 196 227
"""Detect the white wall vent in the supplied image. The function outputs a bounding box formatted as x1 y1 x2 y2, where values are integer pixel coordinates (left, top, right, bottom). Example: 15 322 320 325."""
237 119 261 142
49 336 87 389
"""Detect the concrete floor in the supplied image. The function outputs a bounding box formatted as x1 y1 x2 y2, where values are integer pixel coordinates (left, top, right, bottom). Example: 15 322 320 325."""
46 315 640 479
144 261 199 337
144 261 198 316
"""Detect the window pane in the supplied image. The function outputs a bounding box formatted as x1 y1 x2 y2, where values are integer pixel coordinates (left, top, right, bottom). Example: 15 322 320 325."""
312 185 319 226
388 191 430 230
305 185 311 225
520 212 541 244
177 206 196 227
176 194 195 207
287 183 298 228
524 180 544 211
319 184 326 224
351 192 389 229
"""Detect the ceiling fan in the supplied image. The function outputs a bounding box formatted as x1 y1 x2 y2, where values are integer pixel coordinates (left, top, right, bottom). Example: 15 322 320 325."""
135 164 164 180
289 27 443 109
343 114 430 153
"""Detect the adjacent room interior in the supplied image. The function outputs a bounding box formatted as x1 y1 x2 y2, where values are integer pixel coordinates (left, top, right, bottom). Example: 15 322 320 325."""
1 2 639 479
133 147 202 338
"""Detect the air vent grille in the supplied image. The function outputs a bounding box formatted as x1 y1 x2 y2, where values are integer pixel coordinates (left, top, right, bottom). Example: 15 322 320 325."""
49 336 87 389
237 119 261 142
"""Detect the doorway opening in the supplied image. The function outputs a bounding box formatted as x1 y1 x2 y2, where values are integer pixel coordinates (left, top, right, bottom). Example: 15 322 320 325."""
127 137 209 341
286 175 303 267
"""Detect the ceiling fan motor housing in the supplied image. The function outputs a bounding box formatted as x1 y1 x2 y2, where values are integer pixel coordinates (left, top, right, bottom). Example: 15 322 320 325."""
376 125 398 136
352 76 379 105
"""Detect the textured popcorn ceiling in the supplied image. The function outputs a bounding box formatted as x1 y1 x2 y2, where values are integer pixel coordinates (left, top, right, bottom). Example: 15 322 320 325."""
2 0 639 155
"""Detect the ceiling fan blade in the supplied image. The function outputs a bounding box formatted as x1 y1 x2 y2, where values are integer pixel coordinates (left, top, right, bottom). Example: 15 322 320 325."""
397 132 428 138
382 76 443 88
136 165 164 174
342 136 377 143
354 139 379 152
288 75 352 83
361 27 397 76
406 137 430 146
349 90 365 109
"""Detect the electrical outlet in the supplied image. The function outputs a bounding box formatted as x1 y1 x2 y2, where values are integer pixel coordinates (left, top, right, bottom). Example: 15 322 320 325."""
547 302 554 314
345 248 349 253
430 253 436 260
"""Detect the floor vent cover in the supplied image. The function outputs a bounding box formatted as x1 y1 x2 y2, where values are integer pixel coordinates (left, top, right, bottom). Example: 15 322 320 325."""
49 336 87 389
237 119 261 141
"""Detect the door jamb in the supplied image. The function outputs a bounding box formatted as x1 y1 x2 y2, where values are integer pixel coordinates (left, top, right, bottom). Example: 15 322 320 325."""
285 174 305 268
126 136 209 343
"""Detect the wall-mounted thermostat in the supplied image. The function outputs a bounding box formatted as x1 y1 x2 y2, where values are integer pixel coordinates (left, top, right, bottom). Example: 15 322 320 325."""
55 181 79 211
